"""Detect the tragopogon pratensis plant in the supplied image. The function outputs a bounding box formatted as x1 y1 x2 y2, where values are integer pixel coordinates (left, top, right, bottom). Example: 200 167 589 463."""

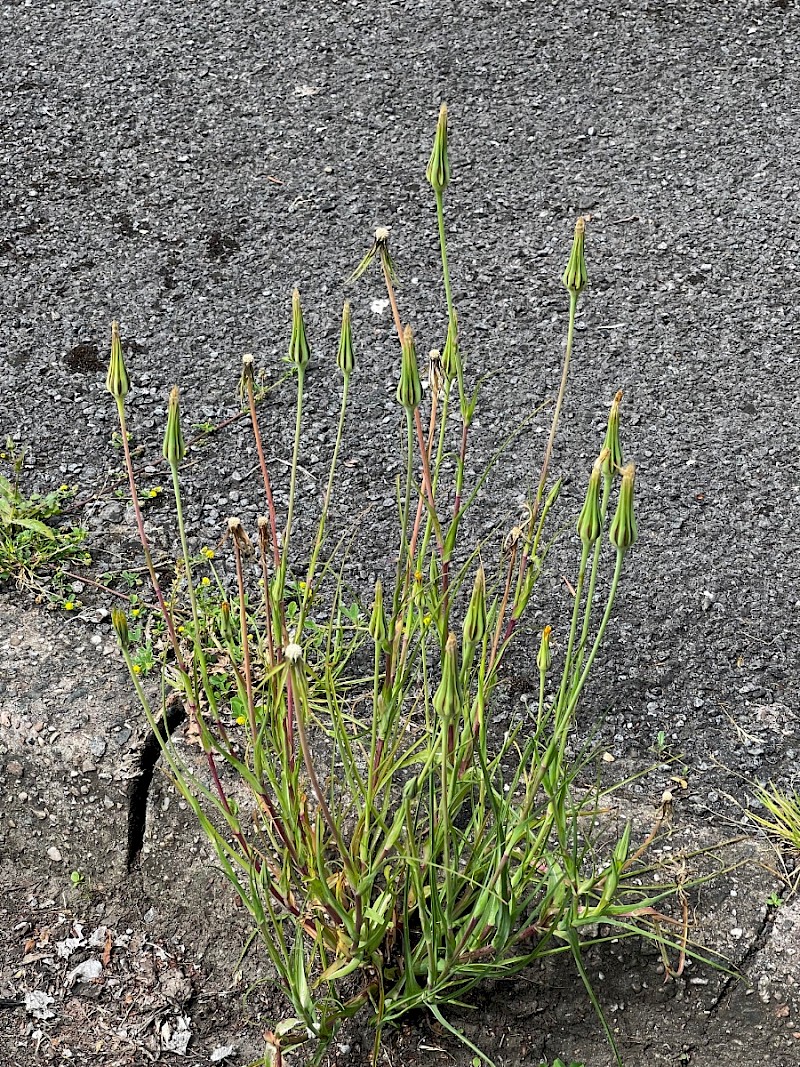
110 106 691 1067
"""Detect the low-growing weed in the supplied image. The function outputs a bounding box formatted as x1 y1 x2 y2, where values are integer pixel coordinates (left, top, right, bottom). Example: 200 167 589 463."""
109 107 701 1067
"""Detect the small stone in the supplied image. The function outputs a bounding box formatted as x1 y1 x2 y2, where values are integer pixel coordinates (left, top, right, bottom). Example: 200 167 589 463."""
7 761 24 777
90 737 107 758
47 846 63 863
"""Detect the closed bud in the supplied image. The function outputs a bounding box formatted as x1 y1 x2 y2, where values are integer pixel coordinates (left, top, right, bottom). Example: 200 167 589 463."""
105 320 130 402
426 103 451 195
288 288 311 370
162 386 186 466
239 353 256 401
609 463 638 553
111 607 129 649
441 311 461 383
536 625 552 675
433 631 461 724
603 390 623 478
561 217 588 296
396 325 422 411
368 580 387 645
462 565 487 648
577 450 607 548
219 601 234 642
337 301 355 378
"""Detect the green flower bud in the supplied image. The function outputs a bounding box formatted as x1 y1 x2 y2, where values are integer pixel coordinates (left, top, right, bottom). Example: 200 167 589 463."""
288 288 310 370
219 601 234 643
105 320 130 402
433 631 461 724
426 103 451 195
536 625 552 675
337 301 355 378
576 450 607 548
368 580 387 645
462 565 487 648
111 606 129 649
603 389 623 478
396 325 422 411
162 385 186 466
441 311 461 384
562 217 588 295
609 463 638 553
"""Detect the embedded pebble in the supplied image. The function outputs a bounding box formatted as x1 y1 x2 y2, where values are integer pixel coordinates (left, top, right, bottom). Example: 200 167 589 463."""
47 846 63 862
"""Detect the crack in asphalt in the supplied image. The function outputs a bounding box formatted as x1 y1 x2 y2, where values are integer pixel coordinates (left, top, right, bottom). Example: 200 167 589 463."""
126 703 187 870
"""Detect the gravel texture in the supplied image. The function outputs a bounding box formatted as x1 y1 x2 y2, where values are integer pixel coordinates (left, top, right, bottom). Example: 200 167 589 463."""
2 0 800 1064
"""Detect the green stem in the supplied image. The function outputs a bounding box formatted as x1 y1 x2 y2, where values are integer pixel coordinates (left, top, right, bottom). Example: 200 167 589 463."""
170 461 217 715
435 191 455 326
280 366 305 602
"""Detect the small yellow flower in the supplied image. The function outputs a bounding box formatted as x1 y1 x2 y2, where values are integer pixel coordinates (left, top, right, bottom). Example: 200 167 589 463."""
298 580 307 591
133 664 142 674
201 577 211 587
59 483 69 492
235 715 246 726
423 614 432 627
131 608 141 618
64 601 75 611
178 625 186 634
201 547 215 559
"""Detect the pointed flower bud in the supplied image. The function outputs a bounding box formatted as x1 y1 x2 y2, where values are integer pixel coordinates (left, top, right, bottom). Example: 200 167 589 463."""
368 580 387 645
536 625 552 675
462 565 487 648
111 606 129 649
105 320 130 402
562 217 588 295
162 385 186 466
609 463 638 553
219 600 234 642
238 353 256 402
433 631 461 724
288 288 310 370
396 325 422 411
336 301 355 378
577 451 607 548
603 390 623 478
441 311 461 384
426 103 451 195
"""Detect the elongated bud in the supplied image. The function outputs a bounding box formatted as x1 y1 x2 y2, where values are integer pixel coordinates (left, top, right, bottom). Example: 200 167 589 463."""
609 463 638 552
426 103 451 195
433 631 461 724
562 217 588 296
396 325 422 410
603 390 623 478
577 450 607 547
106 320 130 402
288 288 310 370
368 580 387 645
337 301 355 378
162 385 186 466
111 607 129 649
462 565 487 648
219 600 234 642
441 311 461 383
536 625 552 675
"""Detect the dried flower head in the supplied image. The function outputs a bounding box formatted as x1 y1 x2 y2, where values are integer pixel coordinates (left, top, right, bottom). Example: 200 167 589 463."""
348 225 398 285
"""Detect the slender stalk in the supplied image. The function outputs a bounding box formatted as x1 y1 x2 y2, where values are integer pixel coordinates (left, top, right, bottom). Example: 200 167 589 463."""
169 461 217 714
246 376 281 570
435 191 455 326
280 366 306 600
115 401 182 661
231 533 262 782
534 289 579 517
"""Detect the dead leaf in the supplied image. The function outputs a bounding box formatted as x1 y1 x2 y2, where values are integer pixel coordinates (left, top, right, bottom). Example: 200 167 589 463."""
102 929 113 968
